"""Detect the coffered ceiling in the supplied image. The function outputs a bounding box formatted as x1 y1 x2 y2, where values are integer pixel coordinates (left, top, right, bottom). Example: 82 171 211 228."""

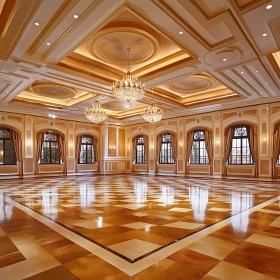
0 0 279 124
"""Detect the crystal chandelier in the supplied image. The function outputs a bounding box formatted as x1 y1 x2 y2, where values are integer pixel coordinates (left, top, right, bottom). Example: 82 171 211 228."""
142 90 163 123
84 100 108 124
111 48 145 103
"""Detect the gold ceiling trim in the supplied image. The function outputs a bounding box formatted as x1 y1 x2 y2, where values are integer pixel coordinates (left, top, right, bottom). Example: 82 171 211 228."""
232 0 271 14
86 25 160 65
151 0 236 51
27 0 78 55
41 0 104 60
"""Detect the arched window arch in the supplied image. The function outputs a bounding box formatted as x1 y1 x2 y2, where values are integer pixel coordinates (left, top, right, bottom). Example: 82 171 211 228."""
227 125 253 165
40 131 61 164
0 128 17 165
134 135 147 164
189 130 209 164
78 135 96 164
159 132 175 164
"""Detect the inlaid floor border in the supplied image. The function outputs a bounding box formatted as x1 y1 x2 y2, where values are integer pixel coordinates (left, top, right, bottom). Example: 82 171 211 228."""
2 194 279 276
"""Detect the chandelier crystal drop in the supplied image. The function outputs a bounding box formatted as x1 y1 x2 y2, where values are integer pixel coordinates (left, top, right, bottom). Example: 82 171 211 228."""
142 101 163 123
111 48 145 103
84 100 108 124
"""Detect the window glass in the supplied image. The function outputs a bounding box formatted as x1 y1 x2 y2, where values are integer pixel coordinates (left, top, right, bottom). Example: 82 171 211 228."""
189 130 209 164
135 136 147 164
228 126 253 165
79 135 95 164
0 129 17 165
40 132 61 164
159 133 175 164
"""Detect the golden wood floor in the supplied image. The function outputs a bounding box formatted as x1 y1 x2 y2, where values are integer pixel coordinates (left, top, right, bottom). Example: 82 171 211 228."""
0 175 279 279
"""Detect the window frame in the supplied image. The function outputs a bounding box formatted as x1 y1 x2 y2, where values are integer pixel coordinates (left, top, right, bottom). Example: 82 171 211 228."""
0 128 17 165
134 135 147 164
227 125 253 165
40 132 61 164
189 130 209 165
159 132 175 164
78 135 96 164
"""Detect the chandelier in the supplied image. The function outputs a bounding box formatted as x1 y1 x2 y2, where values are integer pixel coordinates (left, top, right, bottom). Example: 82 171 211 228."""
111 48 145 103
84 100 108 124
142 90 163 123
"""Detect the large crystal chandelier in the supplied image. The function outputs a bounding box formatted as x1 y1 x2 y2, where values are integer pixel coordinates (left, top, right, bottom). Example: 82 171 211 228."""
142 90 163 123
84 100 108 124
111 48 145 103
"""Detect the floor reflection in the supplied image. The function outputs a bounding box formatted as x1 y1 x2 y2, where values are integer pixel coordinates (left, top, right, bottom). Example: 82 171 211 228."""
189 186 208 221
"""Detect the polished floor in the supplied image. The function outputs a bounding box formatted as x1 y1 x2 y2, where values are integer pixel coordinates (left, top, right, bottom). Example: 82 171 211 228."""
0 175 280 279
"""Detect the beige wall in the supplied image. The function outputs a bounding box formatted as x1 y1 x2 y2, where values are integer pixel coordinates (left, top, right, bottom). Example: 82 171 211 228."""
1 102 280 178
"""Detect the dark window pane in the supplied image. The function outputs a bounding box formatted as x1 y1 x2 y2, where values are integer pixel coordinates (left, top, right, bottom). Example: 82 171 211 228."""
0 129 17 165
228 126 253 165
40 132 61 164
159 133 175 164
135 136 147 164
78 135 96 164
189 131 209 164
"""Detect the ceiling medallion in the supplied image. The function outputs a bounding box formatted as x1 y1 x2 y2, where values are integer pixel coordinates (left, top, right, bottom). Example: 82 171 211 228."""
141 90 163 123
84 100 108 124
111 48 145 103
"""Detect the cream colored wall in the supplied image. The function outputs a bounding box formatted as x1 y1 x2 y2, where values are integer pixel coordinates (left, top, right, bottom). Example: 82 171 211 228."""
126 103 280 178
2 102 280 178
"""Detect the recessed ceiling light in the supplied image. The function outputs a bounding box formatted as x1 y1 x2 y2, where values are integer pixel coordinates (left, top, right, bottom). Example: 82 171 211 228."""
265 82 268 84
266 4 272 9
46 42 50 45
241 71 244 74
260 91 263 93
263 33 267 36
74 15 78 19
35 22 39 26
256 70 258 72
179 31 183 35
223 58 227 61
238 83 240 84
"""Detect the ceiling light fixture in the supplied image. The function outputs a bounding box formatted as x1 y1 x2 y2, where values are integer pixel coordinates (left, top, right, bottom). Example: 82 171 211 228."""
266 4 272 9
84 100 108 124
263 33 267 36
223 58 227 61
141 89 163 123
74 15 78 18
111 48 145 103
241 72 244 74
35 22 39 26
179 31 183 35
47 42 50 45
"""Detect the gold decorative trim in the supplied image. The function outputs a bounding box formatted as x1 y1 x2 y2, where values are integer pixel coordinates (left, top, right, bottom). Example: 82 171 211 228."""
41 0 104 60
27 0 78 55
152 0 236 51
86 26 160 65
232 0 271 14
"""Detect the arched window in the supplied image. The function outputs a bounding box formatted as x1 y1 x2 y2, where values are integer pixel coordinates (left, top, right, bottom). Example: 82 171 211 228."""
135 136 147 164
79 135 96 164
40 132 61 164
159 132 175 164
0 128 17 165
189 130 209 164
228 126 253 165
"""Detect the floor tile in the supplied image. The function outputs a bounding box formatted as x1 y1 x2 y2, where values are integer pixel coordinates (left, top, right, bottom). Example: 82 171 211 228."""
187 236 237 260
246 233 280 250
122 222 156 229
168 208 193 213
108 239 160 259
270 216 280 228
163 221 205 230
73 220 112 229
208 261 274 280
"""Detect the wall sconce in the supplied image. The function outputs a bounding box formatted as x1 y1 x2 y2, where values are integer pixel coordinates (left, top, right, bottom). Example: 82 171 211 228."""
27 138 31 151
109 146 116 152
48 114 56 119
263 133 267 148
